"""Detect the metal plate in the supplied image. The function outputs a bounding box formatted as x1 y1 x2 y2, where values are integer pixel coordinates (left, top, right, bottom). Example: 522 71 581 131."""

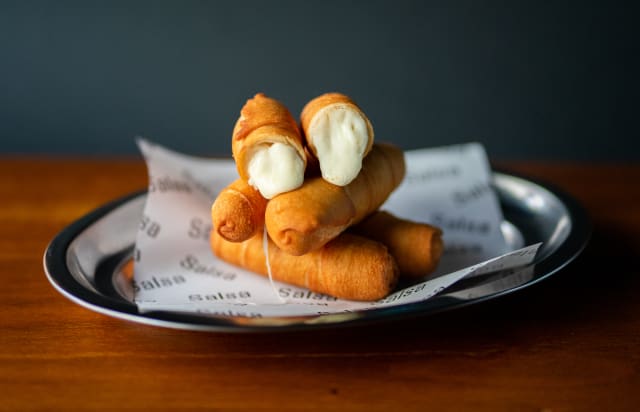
44 171 590 332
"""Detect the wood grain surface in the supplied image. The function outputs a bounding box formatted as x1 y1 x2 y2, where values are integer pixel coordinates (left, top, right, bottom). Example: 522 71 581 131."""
0 157 638 411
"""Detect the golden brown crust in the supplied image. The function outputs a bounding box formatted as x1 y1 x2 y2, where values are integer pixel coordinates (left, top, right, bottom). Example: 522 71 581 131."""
232 93 306 181
210 230 399 301
352 211 443 278
300 92 374 160
211 178 268 242
265 143 406 256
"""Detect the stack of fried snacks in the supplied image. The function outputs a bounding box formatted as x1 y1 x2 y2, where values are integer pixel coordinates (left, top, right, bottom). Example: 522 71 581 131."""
210 92 443 301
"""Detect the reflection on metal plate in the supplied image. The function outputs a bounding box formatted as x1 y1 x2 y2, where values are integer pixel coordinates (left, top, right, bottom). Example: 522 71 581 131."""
44 172 590 332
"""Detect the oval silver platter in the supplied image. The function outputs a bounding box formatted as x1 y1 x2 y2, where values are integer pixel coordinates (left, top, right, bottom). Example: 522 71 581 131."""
44 171 590 332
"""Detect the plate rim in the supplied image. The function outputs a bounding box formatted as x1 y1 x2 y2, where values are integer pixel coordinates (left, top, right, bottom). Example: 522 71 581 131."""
43 169 591 332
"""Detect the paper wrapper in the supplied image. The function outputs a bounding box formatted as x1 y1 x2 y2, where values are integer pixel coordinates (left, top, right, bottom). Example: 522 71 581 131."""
133 139 540 317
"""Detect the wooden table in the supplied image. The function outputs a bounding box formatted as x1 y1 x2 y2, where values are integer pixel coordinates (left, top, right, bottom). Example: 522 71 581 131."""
1 157 639 411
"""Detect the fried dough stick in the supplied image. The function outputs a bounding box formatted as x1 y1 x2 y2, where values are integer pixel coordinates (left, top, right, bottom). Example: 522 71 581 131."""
210 230 399 301
300 93 374 186
352 211 444 278
265 143 405 256
211 178 268 242
211 183 443 275
232 93 306 199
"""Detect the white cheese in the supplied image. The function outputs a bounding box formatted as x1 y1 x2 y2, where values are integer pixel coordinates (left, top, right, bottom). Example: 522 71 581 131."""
247 142 304 199
309 104 369 186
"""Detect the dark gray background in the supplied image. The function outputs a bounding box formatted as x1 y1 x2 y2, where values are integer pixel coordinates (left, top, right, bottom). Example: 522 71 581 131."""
1 1 637 159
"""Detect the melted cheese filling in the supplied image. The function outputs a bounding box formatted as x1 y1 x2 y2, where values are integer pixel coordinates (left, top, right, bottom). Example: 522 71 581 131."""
309 104 369 186
247 142 304 199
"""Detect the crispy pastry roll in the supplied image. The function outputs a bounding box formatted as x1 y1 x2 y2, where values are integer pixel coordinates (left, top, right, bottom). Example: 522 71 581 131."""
232 93 306 199
300 93 374 186
210 230 399 301
265 143 405 256
351 211 443 278
211 178 268 242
